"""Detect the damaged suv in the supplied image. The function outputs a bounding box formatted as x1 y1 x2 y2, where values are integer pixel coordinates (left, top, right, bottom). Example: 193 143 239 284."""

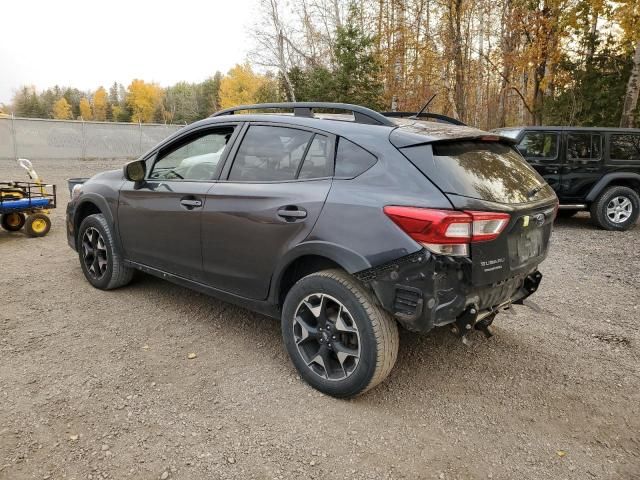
67 102 558 398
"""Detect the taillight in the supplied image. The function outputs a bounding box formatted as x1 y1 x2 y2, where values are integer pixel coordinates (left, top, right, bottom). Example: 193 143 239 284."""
383 206 510 257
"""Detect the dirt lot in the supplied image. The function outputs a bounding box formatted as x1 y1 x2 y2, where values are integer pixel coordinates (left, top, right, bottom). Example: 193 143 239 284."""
1 159 639 480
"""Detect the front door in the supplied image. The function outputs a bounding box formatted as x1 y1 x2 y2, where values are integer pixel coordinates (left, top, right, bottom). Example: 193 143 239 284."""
118 125 238 281
201 124 335 299
516 130 563 194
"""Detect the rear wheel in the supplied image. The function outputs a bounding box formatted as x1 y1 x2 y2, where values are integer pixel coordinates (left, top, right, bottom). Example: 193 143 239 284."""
1 212 26 231
590 186 639 231
282 269 399 398
25 213 51 237
77 213 134 290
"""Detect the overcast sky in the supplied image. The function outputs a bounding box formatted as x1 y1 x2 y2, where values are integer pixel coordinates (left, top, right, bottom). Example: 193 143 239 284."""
0 0 259 104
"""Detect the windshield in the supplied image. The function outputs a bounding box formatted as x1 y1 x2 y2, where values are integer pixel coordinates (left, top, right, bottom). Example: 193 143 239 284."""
401 141 554 204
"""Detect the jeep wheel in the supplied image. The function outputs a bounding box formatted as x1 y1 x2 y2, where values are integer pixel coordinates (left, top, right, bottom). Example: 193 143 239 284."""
1 212 26 232
77 213 134 290
590 186 639 231
282 269 399 398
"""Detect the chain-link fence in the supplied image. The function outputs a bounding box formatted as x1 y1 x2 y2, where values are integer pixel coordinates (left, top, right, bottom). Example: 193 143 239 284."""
0 116 184 161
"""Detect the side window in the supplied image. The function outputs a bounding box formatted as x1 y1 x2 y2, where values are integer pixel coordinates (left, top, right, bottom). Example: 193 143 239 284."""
567 133 602 161
298 134 332 179
229 126 313 181
150 128 234 181
335 138 377 179
516 132 559 160
610 134 640 161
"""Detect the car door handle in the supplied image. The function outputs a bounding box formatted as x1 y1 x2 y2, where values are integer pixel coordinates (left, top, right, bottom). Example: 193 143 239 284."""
180 198 202 209
277 206 307 220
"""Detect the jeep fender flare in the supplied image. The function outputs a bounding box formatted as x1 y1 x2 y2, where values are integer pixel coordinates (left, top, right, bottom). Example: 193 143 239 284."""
585 173 640 202
269 241 372 304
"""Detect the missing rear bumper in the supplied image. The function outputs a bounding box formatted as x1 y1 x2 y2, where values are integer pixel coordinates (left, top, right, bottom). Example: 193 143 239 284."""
357 250 543 334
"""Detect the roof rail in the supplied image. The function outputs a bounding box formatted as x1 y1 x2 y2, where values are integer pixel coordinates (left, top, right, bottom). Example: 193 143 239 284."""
381 111 466 126
211 102 397 127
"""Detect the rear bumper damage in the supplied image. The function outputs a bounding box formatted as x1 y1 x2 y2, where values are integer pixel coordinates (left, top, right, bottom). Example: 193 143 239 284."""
357 249 542 334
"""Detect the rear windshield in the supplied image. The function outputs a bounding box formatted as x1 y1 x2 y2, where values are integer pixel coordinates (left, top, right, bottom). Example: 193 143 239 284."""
402 141 552 204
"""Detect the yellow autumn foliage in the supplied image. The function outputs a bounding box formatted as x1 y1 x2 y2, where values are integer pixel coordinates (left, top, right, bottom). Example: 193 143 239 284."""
79 97 92 120
52 97 72 120
126 79 163 123
219 63 267 109
92 87 108 121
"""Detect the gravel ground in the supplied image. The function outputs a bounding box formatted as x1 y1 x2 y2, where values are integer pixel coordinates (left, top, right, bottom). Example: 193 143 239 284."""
1 159 639 480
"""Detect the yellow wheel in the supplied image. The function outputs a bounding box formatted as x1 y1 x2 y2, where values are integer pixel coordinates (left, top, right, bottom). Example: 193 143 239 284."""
1 212 26 231
25 213 51 237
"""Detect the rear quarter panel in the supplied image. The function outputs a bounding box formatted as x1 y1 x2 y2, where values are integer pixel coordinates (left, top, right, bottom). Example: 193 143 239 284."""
308 141 453 269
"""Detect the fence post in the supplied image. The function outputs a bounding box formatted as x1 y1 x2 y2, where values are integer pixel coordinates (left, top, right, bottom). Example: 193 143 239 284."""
81 116 87 160
138 121 142 155
10 112 18 161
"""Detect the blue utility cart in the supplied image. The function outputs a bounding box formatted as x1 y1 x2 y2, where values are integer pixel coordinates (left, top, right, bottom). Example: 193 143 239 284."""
1 159 57 237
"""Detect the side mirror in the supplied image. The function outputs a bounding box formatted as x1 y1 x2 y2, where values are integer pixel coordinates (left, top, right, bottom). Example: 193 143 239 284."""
124 160 146 182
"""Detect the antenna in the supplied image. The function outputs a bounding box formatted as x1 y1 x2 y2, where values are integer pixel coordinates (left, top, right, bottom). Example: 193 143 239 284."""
410 94 437 119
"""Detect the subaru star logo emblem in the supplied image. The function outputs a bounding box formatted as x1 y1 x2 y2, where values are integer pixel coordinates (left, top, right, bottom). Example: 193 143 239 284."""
533 213 545 226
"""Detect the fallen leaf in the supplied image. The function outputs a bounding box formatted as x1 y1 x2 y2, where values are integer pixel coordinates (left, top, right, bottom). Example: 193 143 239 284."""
188 353 197 359
556 450 567 457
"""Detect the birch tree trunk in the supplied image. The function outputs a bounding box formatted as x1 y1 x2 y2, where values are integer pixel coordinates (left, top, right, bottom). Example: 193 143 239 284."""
620 39 640 128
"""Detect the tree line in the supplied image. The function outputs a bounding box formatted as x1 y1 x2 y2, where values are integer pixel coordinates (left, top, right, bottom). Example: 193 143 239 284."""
2 0 639 129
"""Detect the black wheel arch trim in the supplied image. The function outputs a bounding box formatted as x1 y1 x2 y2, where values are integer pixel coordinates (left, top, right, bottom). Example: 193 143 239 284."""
73 194 120 249
585 173 640 202
268 241 373 305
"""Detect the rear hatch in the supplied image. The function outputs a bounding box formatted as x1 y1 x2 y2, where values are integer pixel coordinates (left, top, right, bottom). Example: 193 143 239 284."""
392 126 558 286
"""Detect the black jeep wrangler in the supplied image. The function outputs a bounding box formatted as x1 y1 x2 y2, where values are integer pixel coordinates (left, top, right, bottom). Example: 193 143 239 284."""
494 126 640 231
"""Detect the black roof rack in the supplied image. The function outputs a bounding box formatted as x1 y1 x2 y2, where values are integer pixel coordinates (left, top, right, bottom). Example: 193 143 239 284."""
211 102 397 127
381 111 466 126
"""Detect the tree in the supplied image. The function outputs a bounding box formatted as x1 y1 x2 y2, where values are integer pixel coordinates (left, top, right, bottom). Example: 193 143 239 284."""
163 82 200 124
219 63 269 108
92 87 108 121
79 97 92 120
52 97 72 119
331 11 384 109
618 0 640 127
199 72 222 117
126 79 163 123
12 86 45 118
621 39 640 127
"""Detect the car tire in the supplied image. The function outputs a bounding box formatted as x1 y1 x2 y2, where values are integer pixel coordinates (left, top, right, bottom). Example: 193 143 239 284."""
282 269 399 398
24 213 51 237
590 186 640 231
1 212 26 231
77 213 134 290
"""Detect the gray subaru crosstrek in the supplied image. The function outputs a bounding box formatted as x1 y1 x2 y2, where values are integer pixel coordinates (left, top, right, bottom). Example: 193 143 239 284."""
67 102 558 398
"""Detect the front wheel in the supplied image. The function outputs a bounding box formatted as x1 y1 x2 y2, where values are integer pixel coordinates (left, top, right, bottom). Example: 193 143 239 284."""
282 269 399 398
590 186 639 231
77 213 134 290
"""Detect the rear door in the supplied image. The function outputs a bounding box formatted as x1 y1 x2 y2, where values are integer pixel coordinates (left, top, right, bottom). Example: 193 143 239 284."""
514 130 563 194
201 123 334 299
562 131 604 201
117 124 238 281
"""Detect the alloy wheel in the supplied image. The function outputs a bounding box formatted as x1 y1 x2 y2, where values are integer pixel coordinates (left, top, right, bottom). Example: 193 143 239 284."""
606 196 632 224
293 293 361 381
82 227 108 279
